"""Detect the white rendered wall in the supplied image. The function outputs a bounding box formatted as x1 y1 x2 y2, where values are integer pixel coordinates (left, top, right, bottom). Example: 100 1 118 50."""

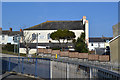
0 35 18 44
85 21 89 45
0 35 8 44
88 42 105 51
23 30 84 43
19 48 36 54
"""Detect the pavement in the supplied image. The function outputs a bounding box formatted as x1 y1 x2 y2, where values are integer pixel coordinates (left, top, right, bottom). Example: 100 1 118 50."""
0 53 20 57
2 72 42 80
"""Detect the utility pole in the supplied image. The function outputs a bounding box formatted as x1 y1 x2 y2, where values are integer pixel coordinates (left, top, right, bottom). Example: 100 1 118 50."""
14 44 15 53
18 34 20 57
36 33 38 57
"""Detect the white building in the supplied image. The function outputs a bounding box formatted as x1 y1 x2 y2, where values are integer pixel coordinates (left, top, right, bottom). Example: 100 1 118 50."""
88 37 112 51
20 16 89 54
0 28 22 45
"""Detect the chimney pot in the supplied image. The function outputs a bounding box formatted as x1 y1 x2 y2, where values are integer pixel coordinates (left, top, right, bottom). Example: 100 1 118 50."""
0 27 2 31
20 29 22 32
83 16 86 19
9 28 12 32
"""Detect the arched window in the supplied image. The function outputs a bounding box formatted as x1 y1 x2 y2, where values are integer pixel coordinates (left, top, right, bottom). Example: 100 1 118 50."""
47 33 51 39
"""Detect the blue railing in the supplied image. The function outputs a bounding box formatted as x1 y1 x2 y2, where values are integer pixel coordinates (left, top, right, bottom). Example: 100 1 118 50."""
4 57 51 78
1 57 120 79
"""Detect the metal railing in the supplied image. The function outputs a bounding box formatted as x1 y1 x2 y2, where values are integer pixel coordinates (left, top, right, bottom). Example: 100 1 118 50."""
2 57 50 78
1 57 120 79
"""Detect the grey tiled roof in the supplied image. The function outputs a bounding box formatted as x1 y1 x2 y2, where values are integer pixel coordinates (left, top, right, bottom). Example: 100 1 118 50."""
24 20 85 30
89 37 113 42
2 30 23 36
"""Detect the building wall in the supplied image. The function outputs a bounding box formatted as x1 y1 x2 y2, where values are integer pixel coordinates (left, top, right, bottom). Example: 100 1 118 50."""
110 37 120 65
23 30 84 43
0 35 18 44
0 35 8 44
88 42 105 51
112 23 120 38
19 48 36 54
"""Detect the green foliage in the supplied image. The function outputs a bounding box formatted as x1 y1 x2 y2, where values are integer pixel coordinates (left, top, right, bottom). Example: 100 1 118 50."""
75 33 88 53
2 43 15 52
50 29 76 43
2 50 27 57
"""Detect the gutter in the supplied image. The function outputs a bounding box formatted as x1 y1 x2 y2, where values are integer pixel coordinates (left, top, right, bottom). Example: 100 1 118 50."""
108 35 120 43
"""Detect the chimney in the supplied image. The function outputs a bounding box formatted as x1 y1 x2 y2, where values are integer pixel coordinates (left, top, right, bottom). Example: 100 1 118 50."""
0 27 2 31
20 29 22 32
85 20 89 46
82 16 86 24
9 28 12 32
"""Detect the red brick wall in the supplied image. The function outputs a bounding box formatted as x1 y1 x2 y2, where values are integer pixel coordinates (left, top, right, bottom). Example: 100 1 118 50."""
38 48 45 53
88 54 99 61
69 52 78 58
99 55 110 62
78 53 88 59
51 50 60 55
60 51 69 57
44 49 52 54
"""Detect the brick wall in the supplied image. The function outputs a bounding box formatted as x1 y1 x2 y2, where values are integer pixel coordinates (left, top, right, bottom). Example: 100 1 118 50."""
51 50 60 55
44 49 52 54
99 55 110 62
78 53 88 59
88 54 99 61
38 48 45 53
60 51 69 57
38 48 110 62
69 52 78 58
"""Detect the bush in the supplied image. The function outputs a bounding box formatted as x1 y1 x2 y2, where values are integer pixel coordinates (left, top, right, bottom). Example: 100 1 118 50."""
74 33 88 53
2 43 17 52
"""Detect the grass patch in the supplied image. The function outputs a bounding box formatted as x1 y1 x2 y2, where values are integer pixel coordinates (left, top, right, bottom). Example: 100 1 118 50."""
2 50 51 59
2 50 26 57
112 68 120 71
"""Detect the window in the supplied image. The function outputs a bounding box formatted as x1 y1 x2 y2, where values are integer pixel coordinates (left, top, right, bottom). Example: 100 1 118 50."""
2 35 5 40
106 40 109 42
98 43 100 47
47 33 51 39
32 33 36 40
91 43 93 46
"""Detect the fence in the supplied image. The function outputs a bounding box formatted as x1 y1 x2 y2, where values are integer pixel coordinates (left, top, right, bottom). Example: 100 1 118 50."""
2 57 50 78
1 57 120 79
2 57 90 78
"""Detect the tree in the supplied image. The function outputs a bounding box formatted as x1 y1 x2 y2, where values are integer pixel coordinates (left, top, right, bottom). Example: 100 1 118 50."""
74 33 88 53
50 29 76 44
21 32 35 56
51 29 62 43
50 29 75 49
